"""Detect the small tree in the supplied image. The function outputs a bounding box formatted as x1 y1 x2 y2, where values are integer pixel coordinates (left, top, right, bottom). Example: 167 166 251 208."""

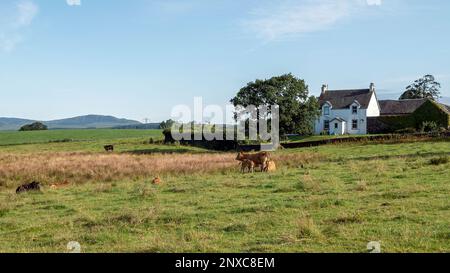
159 119 176 130
19 122 48 131
399 75 441 101
162 128 175 143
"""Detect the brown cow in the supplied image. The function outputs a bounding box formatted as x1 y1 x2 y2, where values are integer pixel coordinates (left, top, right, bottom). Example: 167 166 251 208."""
240 159 255 173
50 180 70 190
264 160 277 172
236 152 270 172
152 177 162 185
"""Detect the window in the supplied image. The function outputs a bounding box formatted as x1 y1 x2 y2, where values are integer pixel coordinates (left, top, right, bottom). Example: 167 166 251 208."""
324 120 330 131
324 106 330 115
352 106 358 114
352 119 358 130
334 123 338 129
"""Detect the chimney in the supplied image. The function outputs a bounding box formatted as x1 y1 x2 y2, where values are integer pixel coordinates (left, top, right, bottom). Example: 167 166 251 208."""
321 84 328 95
370 83 375 92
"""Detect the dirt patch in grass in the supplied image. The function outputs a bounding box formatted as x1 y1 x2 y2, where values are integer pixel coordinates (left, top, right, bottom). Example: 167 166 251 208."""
429 156 449 166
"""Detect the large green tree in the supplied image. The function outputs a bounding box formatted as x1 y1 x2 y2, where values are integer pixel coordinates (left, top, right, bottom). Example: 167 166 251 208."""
19 122 48 131
399 75 441 101
230 74 319 136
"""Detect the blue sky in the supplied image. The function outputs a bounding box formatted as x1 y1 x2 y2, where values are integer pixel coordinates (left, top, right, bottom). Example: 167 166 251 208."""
1 0 449 122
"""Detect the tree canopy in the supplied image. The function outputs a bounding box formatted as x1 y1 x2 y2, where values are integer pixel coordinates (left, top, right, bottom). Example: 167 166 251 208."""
19 122 48 131
399 75 441 101
230 74 319 136
159 119 176 130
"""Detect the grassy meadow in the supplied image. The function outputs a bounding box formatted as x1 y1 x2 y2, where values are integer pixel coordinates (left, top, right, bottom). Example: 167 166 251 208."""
0 129 163 146
0 129 449 253
0 129 206 154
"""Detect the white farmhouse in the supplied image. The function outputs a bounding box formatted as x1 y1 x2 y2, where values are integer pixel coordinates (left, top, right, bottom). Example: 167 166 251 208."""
314 83 381 135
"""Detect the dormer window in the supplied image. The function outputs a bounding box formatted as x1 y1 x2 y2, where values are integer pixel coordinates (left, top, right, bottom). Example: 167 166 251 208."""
324 106 330 115
352 106 358 114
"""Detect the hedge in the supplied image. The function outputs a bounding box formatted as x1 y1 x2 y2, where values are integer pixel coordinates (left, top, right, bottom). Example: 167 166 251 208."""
368 100 450 134
414 100 450 128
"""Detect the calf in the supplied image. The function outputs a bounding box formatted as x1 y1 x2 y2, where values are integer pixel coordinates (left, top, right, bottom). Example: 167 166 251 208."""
240 159 255 173
264 160 277 172
104 145 114 152
16 181 41 194
152 177 162 185
50 180 70 190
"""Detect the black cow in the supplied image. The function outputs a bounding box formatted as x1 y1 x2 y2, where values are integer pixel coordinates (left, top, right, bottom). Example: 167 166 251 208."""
16 181 41 194
104 145 114 152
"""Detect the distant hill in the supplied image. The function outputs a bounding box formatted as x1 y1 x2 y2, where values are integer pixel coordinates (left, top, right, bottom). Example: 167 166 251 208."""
113 123 161 130
45 115 142 129
0 118 36 131
0 115 142 131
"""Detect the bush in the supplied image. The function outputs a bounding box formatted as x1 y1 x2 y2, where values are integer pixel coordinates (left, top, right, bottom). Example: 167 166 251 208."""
420 121 439 133
414 100 450 129
395 128 417 134
429 156 449 166
19 122 48 131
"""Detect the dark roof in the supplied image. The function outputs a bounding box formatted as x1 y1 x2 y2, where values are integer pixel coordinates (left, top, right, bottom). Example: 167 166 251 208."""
330 117 346 122
319 89 374 109
379 99 427 116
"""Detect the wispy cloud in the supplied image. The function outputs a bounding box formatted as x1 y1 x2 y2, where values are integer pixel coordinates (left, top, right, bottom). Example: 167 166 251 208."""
0 0 39 52
66 0 81 6
243 0 383 41
367 0 383 6
17 1 39 26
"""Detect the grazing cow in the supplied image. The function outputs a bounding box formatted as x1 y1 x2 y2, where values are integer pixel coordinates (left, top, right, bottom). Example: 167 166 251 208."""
240 159 255 173
104 145 114 152
16 181 41 194
264 160 277 172
236 152 270 172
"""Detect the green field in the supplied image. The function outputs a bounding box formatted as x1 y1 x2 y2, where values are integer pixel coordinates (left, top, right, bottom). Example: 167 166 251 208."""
0 129 449 253
0 129 203 154
0 129 163 146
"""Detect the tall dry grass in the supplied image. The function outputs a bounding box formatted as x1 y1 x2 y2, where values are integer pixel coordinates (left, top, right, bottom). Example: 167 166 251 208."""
0 151 321 187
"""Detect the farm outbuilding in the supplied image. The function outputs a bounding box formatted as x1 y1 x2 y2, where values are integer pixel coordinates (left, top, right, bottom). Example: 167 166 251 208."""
367 99 450 133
